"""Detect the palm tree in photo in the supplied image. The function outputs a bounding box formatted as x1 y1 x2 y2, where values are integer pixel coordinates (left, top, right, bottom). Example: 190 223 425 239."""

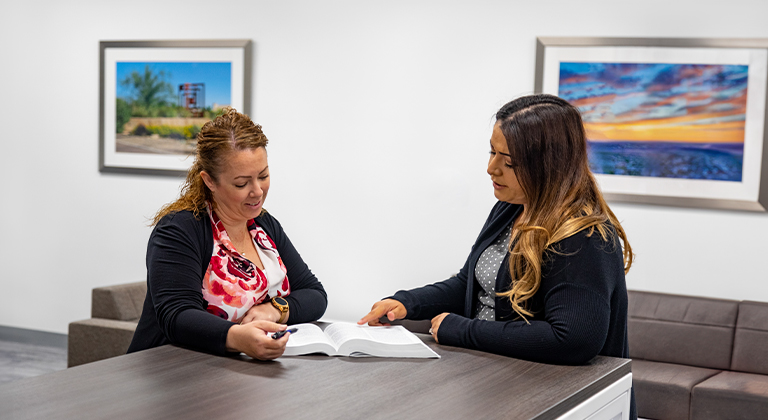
120 65 175 117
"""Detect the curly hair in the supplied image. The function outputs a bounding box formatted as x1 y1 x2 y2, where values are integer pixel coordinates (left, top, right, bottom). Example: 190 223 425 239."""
494 94 633 320
152 107 269 225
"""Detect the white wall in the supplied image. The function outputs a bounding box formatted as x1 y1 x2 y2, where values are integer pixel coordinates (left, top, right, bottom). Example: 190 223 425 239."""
1 0 767 334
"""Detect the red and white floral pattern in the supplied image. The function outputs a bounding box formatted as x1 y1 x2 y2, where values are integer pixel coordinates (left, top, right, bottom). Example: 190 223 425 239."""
202 207 290 322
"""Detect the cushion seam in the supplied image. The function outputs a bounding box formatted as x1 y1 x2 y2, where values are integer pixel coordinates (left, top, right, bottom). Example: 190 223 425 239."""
734 326 768 333
629 316 736 328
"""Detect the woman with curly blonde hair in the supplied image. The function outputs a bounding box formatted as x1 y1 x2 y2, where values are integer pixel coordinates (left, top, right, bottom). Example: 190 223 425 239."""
129 108 327 360
359 94 635 418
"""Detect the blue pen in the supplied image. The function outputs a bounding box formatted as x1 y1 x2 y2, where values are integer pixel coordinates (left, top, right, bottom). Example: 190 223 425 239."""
272 328 297 339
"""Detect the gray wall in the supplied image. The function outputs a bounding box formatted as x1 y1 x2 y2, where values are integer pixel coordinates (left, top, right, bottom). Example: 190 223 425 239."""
2 0 767 334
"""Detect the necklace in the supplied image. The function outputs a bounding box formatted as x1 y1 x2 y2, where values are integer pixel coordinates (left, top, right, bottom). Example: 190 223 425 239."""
236 241 249 257
235 237 250 256
227 229 252 257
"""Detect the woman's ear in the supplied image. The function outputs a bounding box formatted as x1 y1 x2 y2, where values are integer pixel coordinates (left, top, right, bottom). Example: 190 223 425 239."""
200 171 216 192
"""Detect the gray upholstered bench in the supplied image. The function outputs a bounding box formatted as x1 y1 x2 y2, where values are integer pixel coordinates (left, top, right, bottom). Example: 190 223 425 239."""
689 300 768 418
67 282 145 367
628 291 768 419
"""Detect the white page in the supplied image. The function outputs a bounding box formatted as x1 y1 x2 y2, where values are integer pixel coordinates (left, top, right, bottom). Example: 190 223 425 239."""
324 323 371 348
284 323 336 349
362 326 422 345
324 323 421 347
281 322 440 358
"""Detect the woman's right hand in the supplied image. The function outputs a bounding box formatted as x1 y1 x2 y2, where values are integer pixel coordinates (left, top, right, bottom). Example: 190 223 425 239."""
357 299 407 326
226 320 289 360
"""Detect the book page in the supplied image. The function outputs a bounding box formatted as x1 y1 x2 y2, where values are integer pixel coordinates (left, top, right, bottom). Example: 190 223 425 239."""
283 323 337 355
362 326 422 345
325 323 439 358
324 323 372 348
280 322 439 358
324 323 421 347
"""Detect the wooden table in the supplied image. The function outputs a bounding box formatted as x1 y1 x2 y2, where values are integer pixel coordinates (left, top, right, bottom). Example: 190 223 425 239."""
0 335 631 420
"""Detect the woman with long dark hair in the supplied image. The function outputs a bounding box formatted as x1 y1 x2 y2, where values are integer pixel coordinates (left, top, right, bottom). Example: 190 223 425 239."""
359 93 635 416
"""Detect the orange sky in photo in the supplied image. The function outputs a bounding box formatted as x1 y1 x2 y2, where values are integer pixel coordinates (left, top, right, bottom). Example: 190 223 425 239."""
560 63 749 144
585 113 746 143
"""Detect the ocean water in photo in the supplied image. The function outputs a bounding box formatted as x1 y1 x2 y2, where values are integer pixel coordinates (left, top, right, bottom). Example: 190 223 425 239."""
587 141 744 182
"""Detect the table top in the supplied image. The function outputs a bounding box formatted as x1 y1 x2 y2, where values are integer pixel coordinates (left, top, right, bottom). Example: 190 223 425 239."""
0 335 630 420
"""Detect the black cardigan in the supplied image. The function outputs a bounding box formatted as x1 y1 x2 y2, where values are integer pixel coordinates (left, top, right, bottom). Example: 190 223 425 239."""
392 201 636 419
392 200 631 365
128 210 327 356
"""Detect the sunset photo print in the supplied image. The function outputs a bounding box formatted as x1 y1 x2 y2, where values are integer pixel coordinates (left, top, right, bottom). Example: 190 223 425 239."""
559 62 748 182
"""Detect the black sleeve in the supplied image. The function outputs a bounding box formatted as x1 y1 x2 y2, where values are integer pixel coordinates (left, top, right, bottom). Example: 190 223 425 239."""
390 261 470 320
146 213 234 356
389 202 507 320
257 212 328 324
436 232 620 365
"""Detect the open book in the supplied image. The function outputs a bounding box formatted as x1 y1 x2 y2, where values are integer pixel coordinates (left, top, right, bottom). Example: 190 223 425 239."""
281 322 440 358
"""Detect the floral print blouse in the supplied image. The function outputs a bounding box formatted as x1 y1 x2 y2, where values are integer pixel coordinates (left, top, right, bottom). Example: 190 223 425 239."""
202 207 290 322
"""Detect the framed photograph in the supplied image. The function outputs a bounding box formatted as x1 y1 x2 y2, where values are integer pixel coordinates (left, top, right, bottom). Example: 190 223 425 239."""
535 37 768 211
99 40 252 176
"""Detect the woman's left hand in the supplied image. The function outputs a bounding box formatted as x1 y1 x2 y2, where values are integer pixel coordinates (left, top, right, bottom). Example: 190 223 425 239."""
240 302 285 324
430 313 449 343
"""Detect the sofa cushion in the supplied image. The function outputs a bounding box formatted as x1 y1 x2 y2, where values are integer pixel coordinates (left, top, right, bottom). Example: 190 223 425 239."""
68 318 138 367
91 281 147 321
691 371 768 419
628 291 739 369
632 359 720 420
731 300 768 375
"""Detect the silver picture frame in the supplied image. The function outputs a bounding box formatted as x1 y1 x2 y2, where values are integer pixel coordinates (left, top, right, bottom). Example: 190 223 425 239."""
99 39 252 176
535 37 768 211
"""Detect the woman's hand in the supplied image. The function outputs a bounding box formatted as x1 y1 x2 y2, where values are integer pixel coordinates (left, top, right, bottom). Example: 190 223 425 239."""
240 302 286 324
430 313 449 343
226 320 289 360
357 299 407 326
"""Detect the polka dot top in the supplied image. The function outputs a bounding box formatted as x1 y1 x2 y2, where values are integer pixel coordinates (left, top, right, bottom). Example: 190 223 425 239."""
474 223 512 321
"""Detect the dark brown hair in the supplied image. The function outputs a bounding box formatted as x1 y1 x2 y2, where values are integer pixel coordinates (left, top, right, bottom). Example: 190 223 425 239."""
495 94 633 319
152 107 269 225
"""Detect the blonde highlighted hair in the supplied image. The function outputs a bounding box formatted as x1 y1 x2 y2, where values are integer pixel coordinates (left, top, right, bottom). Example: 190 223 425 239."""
494 94 633 320
152 107 269 225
